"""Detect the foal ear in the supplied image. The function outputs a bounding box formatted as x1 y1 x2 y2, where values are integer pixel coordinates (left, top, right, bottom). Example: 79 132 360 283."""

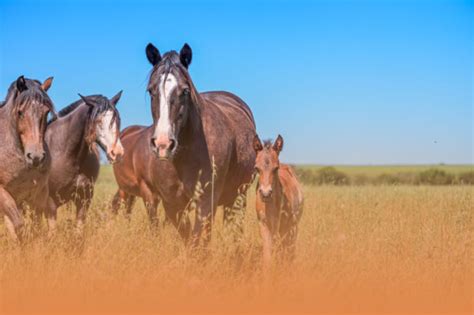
110 90 123 107
253 135 263 152
16 75 27 92
273 134 284 153
78 94 94 107
179 43 192 68
146 43 161 66
41 77 54 92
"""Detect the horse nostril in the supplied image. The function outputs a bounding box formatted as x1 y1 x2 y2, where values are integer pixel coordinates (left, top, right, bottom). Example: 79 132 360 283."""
169 139 176 151
26 153 33 160
150 137 157 148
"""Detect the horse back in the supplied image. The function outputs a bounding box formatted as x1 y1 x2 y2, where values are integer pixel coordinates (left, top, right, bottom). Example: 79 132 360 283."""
113 125 152 196
199 91 257 205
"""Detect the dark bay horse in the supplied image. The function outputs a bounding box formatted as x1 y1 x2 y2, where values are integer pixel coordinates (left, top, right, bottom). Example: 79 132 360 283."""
113 43 256 247
45 93 123 232
253 135 304 270
0 76 56 241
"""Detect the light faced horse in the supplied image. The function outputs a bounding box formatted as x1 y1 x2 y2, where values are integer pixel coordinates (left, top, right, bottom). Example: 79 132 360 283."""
113 43 256 247
46 93 123 233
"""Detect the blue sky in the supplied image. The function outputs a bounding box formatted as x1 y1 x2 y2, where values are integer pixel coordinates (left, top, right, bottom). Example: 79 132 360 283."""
1 0 472 164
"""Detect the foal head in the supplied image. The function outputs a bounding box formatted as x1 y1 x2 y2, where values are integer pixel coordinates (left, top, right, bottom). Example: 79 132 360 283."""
78 92 124 163
253 135 284 201
145 42 198 160
8 76 55 168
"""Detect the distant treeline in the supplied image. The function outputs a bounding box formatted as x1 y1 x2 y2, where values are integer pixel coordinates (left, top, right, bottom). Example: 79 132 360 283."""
294 166 474 186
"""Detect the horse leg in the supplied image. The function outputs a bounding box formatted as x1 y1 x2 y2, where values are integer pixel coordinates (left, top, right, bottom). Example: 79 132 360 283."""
163 201 191 244
223 194 247 242
191 196 215 249
279 215 298 263
74 176 93 233
139 182 159 229
0 187 24 242
45 197 58 238
112 189 136 218
259 220 273 274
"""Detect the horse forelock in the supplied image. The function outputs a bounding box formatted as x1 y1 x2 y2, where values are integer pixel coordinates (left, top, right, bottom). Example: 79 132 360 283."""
148 51 203 132
12 80 55 113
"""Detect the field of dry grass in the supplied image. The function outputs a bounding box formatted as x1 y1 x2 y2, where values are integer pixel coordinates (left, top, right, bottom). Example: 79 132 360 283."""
0 166 472 314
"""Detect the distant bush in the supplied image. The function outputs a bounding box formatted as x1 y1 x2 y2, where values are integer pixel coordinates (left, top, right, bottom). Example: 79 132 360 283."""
293 166 471 186
374 173 402 185
294 167 349 185
294 168 318 185
314 167 350 185
374 172 417 185
352 174 370 186
457 171 474 185
416 168 454 185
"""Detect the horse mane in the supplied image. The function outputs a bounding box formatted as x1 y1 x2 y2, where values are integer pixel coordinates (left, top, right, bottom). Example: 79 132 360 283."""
263 140 273 150
5 78 55 113
149 51 203 111
56 98 84 117
52 94 120 129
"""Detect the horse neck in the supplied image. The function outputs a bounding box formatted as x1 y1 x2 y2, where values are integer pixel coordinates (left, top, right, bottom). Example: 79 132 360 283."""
178 100 207 155
56 105 92 159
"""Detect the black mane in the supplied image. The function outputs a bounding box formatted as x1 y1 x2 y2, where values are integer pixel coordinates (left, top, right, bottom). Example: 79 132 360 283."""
53 94 120 128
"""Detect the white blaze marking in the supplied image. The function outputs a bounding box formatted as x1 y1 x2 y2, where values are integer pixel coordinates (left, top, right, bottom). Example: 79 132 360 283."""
97 110 117 149
154 73 177 141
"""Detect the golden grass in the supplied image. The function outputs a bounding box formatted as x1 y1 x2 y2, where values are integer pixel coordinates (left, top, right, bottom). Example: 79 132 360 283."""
0 167 472 314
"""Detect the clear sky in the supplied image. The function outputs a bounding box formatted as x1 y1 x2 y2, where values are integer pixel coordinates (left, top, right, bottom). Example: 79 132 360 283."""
1 0 472 165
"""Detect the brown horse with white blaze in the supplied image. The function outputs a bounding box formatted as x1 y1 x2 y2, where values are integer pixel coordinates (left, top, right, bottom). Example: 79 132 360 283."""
253 135 304 269
113 43 256 247
0 76 56 241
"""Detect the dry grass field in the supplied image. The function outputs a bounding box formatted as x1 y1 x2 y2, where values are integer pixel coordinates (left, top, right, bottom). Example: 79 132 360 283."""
0 166 472 314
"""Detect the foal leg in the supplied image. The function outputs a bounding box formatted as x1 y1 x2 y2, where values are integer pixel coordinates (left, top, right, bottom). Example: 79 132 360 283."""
0 187 24 242
279 217 298 263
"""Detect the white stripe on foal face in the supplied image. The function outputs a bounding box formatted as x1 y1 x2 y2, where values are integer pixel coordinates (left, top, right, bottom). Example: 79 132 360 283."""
154 73 178 140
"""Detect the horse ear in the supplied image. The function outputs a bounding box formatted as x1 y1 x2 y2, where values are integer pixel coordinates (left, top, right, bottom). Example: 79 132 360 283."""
179 43 192 68
110 90 123 107
16 75 27 92
253 135 263 152
41 76 54 92
146 43 161 66
78 94 94 107
273 134 284 153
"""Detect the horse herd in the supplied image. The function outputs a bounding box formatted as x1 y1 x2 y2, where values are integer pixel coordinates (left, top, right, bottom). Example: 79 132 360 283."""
0 43 303 265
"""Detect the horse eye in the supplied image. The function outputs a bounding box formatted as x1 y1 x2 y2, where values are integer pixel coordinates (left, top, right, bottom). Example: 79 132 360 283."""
17 110 24 118
182 88 190 96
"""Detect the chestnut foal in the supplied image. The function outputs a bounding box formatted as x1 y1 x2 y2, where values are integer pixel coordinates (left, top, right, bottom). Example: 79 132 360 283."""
253 135 304 269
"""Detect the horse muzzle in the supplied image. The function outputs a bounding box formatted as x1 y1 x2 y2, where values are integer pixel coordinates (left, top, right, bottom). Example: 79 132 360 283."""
25 150 46 168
